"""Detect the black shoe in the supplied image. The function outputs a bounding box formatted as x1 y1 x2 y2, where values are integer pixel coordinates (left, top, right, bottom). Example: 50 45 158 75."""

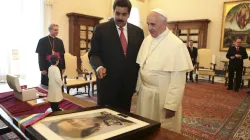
234 89 239 92
227 88 233 90
247 91 250 94
190 79 194 82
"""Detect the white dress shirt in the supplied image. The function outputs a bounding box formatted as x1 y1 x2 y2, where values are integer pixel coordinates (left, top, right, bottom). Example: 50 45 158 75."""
116 24 128 43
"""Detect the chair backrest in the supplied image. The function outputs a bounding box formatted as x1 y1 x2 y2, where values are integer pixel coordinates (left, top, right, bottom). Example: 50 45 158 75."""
244 59 250 67
244 51 250 67
80 52 95 77
244 50 250 73
64 53 78 78
244 67 250 74
197 49 213 68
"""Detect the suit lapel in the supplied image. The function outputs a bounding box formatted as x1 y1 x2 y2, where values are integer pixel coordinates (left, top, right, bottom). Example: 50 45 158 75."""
126 23 133 57
110 21 120 43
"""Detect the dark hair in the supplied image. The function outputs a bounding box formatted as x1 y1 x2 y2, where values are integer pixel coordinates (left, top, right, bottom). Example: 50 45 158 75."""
50 55 58 65
113 0 132 13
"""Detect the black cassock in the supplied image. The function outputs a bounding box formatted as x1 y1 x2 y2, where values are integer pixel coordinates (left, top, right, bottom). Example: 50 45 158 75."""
35 36 65 86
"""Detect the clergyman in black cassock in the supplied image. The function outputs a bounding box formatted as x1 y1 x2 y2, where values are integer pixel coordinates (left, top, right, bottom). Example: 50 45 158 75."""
35 24 65 86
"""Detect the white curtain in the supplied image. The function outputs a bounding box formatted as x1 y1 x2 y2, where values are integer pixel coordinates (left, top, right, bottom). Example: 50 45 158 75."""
128 7 141 28
0 0 44 85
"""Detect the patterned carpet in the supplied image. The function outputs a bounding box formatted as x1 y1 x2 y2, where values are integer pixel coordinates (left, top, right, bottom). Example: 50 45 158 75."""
182 83 250 140
230 109 250 139
78 82 250 140
1 81 249 139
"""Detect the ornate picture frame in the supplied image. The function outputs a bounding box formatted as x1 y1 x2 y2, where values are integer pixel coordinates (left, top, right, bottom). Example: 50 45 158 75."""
220 0 250 52
13 106 160 140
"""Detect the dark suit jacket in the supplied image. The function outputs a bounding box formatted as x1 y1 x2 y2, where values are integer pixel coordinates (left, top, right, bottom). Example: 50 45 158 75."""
89 20 144 98
226 46 248 68
187 46 197 64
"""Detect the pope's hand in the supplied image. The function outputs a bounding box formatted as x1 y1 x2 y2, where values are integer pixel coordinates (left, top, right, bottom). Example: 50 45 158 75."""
41 70 47 75
165 109 175 119
97 67 107 79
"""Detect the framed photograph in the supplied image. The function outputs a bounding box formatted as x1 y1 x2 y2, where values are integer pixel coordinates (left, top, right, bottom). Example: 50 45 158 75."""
13 106 160 140
220 1 250 51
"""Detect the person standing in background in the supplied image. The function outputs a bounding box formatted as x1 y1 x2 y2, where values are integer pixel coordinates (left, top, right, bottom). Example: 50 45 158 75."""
48 55 63 112
226 37 248 92
36 24 65 87
186 40 197 82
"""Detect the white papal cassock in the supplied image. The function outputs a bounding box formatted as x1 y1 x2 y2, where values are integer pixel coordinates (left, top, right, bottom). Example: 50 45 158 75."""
135 28 193 133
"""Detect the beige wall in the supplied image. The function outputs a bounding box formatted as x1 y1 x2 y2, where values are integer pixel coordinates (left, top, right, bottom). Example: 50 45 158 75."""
51 0 148 53
51 0 111 52
51 0 238 69
148 0 241 70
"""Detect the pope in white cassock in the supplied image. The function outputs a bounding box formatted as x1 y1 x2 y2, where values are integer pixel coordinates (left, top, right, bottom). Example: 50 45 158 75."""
135 9 193 133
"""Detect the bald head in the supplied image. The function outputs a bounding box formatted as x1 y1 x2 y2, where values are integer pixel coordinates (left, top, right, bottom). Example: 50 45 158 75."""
147 11 167 38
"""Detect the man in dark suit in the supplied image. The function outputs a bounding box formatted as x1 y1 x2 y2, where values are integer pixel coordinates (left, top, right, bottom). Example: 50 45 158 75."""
186 40 197 82
226 38 248 92
36 24 65 86
88 0 144 112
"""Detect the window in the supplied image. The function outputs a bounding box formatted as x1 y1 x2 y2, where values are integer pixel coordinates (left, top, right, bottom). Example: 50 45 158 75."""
128 7 141 28
0 0 44 85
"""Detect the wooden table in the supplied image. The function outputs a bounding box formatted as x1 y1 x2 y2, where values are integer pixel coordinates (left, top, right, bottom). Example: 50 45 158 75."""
144 128 192 140
44 94 192 139
62 90 191 139
0 84 191 140
63 92 191 139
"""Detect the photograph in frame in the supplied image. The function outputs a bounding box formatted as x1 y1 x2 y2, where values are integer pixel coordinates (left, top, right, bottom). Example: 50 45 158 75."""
30 108 151 140
220 1 250 51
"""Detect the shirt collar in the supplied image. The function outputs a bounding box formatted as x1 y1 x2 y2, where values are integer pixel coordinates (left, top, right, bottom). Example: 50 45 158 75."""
49 35 55 39
116 23 128 31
